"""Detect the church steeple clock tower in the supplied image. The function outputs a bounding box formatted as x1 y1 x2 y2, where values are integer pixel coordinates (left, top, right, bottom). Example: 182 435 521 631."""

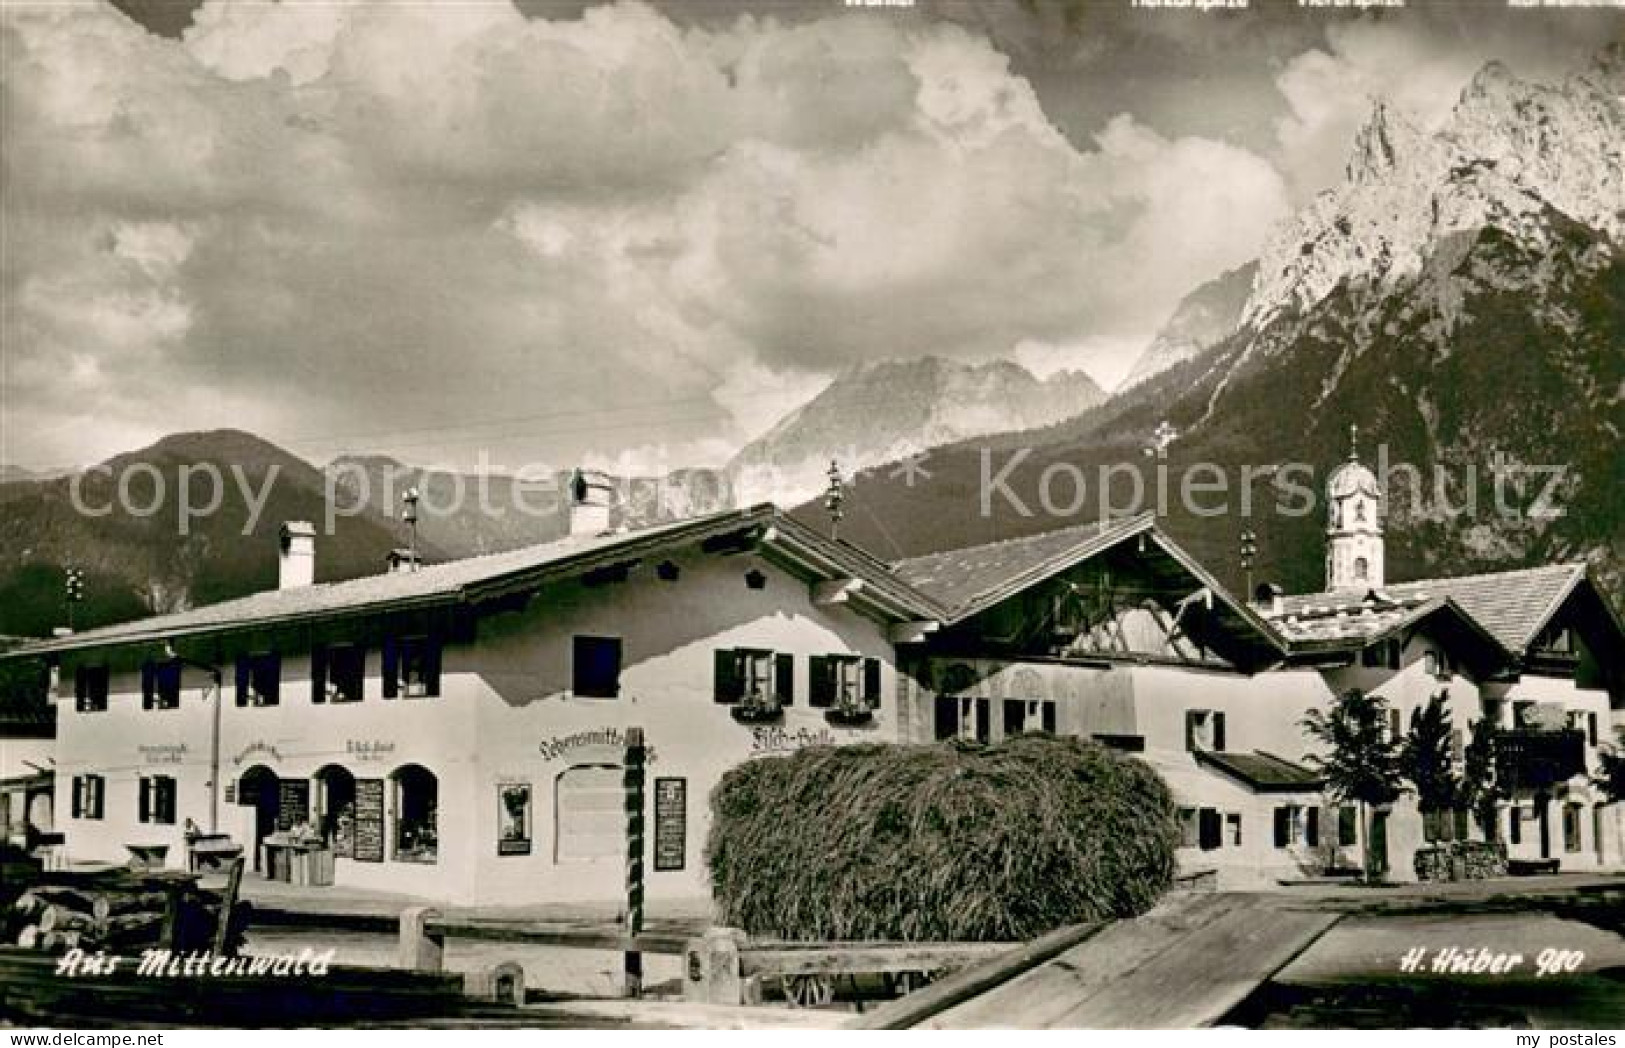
1325 423 1384 591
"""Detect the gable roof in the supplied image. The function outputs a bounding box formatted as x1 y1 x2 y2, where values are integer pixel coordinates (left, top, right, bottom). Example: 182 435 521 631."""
1267 593 1514 674
890 514 1286 668
7 505 940 660
1194 749 1324 793
891 514 1155 622
1280 563 1601 654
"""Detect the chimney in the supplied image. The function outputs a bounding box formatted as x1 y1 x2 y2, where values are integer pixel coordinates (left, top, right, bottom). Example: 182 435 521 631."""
386 548 421 575
279 521 316 589
567 468 613 538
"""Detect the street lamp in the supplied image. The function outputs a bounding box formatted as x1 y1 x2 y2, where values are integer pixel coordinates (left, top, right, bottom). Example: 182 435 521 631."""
1240 529 1259 600
63 567 84 632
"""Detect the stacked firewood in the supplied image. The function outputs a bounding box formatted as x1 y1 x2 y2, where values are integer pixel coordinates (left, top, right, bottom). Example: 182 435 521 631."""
7 876 248 954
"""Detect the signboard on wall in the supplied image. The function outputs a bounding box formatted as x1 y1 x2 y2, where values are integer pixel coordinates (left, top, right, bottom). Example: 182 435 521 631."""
353 778 385 863
653 777 686 873
277 779 311 831
498 782 533 856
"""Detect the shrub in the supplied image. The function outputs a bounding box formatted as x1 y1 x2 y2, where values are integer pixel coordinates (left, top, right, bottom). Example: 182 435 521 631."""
705 733 1180 942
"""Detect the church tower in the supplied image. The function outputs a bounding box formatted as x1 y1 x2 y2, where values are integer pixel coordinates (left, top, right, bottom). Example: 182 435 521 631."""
1325 424 1384 591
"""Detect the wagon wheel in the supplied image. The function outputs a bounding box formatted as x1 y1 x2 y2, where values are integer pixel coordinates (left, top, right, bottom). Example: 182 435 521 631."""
780 973 835 1008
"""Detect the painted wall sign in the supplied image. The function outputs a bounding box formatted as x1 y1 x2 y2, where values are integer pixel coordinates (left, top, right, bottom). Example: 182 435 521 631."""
138 743 187 765
345 739 397 763
353 778 386 863
539 727 656 764
653 777 687 873
749 726 837 756
231 741 283 766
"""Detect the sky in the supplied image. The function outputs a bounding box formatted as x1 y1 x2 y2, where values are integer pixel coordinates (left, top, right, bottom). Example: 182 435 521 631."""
1 0 1616 474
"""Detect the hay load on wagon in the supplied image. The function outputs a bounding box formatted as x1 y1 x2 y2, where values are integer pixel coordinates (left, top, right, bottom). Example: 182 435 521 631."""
706 733 1180 942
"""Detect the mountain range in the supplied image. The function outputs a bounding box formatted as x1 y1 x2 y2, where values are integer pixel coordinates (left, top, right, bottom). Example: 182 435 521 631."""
2 48 1621 637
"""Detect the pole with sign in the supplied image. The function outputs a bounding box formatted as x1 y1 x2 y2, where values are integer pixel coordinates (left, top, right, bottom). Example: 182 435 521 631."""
623 726 647 998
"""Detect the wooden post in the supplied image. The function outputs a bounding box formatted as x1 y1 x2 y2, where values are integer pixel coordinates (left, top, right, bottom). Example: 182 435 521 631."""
211 856 247 955
398 906 444 972
624 726 647 998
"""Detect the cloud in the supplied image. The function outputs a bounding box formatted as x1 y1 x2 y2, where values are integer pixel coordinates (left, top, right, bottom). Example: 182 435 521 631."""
3 0 1293 472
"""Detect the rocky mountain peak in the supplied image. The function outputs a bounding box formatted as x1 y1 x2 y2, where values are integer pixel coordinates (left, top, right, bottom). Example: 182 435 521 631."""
1345 98 1425 185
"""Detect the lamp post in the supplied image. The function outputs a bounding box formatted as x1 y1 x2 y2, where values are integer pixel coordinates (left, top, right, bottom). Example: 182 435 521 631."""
823 461 845 542
1240 529 1258 601
402 486 421 572
165 643 224 833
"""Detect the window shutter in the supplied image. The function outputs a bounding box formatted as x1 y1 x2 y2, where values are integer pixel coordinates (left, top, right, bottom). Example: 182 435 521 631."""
139 778 151 823
975 698 990 743
713 650 740 704
863 658 881 707
265 653 282 704
72 777 83 819
1338 806 1358 847
382 638 399 699
1184 711 1198 752
75 668 87 712
1273 807 1290 848
1306 807 1320 848
235 657 250 706
809 656 835 708
1213 712 1227 752
141 661 155 710
311 646 328 703
1041 702 1057 734
1199 808 1221 851
423 639 443 697
1588 713 1599 746
774 653 794 705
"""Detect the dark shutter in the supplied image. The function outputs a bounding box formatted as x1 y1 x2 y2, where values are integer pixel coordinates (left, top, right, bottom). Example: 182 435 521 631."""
72 777 83 819
1306 807 1320 848
713 650 740 704
1003 699 1025 737
774 653 794 705
1509 807 1522 845
975 698 990 743
1338 806 1358 847
1273 807 1290 848
264 653 282 705
139 778 151 823
311 646 328 703
1185 711 1198 752
1041 702 1057 734
1588 713 1599 746
235 657 250 706
1199 808 1221 851
141 661 155 710
382 638 399 698
423 639 443 697
1213 712 1227 752
934 695 959 740
863 658 882 706
809 656 835 708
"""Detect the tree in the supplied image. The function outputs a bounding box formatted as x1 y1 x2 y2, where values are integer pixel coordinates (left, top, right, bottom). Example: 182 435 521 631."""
1595 726 1625 803
1459 716 1503 841
1302 688 1403 882
1401 691 1460 841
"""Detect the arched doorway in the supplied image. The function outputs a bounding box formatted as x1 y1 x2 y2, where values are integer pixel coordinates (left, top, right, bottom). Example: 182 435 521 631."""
237 765 280 872
313 764 357 859
389 764 438 863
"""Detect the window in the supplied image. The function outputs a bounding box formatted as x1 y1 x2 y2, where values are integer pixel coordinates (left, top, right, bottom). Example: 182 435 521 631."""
74 665 109 712
139 775 177 825
390 764 438 864
383 636 441 699
1361 639 1401 670
72 775 105 820
235 652 281 707
1587 712 1599 747
1355 502 1367 523
1306 807 1320 848
1337 807 1358 847
1563 804 1582 854
1423 650 1451 681
571 636 621 699
141 660 182 710
1386 707 1402 743
1185 709 1226 752
810 655 881 711
934 694 989 743
1003 699 1057 737
1274 806 1293 849
1177 807 1199 849
1509 806 1523 845
713 649 793 705
1354 556 1369 580
313 644 366 703
1226 813 1243 847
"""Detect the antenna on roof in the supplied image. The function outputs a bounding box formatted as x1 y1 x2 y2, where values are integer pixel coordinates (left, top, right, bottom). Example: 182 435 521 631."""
823 460 846 542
